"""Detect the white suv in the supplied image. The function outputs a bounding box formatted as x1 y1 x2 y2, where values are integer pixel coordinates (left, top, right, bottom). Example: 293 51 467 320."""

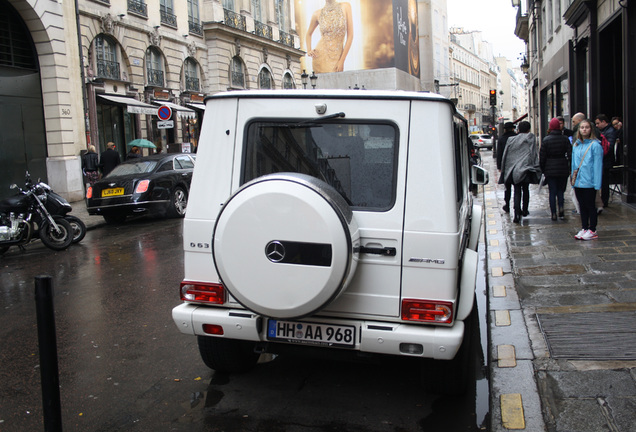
172 90 488 393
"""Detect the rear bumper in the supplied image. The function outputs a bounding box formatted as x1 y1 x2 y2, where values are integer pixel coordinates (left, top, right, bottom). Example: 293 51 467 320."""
87 200 169 216
172 303 464 360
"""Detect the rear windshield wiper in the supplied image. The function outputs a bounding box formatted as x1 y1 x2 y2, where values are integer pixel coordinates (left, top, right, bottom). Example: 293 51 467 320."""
274 112 346 128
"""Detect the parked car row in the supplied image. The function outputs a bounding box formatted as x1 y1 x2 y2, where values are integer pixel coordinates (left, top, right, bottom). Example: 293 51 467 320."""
86 153 195 224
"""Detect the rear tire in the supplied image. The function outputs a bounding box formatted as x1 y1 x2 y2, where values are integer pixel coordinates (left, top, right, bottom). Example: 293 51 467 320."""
197 336 260 373
39 217 73 251
167 186 187 218
65 215 86 243
420 308 475 395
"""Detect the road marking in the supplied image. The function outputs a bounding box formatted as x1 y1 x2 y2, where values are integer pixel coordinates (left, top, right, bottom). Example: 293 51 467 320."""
501 394 526 429
495 310 511 326
498 345 516 367
490 239 499 247
493 285 507 297
492 267 504 277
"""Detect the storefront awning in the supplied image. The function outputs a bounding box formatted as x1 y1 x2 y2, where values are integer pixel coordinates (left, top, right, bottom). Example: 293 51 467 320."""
152 100 196 119
98 94 158 115
513 113 528 123
186 102 206 111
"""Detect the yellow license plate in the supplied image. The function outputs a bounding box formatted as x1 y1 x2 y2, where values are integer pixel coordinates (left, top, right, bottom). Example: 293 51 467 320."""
102 188 124 197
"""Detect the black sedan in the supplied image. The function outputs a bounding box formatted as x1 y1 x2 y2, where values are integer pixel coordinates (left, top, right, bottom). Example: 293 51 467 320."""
86 153 195 224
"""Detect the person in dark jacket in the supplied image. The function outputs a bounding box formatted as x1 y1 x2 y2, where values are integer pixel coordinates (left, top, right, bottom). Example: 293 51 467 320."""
540 118 572 220
82 145 100 185
100 142 121 177
497 122 517 213
594 114 617 207
127 146 141 159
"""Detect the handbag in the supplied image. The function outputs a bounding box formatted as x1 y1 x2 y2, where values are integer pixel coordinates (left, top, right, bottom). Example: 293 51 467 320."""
571 143 592 187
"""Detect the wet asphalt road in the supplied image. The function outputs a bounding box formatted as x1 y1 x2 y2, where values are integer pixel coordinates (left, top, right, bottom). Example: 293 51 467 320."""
0 217 488 431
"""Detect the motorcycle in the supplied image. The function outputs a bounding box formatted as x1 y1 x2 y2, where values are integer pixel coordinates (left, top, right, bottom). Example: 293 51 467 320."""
35 181 87 244
0 173 77 255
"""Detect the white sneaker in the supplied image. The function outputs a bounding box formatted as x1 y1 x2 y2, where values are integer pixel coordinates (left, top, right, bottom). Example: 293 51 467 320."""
581 230 598 240
574 229 586 240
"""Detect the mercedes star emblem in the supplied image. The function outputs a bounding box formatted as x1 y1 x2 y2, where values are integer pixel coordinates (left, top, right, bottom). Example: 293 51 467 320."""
265 241 285 263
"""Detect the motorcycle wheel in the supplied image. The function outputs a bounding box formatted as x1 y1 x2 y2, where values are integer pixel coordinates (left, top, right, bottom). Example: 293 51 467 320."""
39 217 73 251
65 215 87 243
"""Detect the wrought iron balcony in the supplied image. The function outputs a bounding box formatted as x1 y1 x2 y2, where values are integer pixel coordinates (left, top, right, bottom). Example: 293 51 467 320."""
160 7 177 27
96 59 120 80
255 21 273 40
127 0 147 17
279 30 294 48
185 75 200 92
147 68 164 87
224 9 246 31
189 19 202 35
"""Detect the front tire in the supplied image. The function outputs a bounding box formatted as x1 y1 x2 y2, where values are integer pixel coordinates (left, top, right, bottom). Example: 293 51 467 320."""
167 186 187 218
39 217 73 251
65 215 86 243
197 336 260 373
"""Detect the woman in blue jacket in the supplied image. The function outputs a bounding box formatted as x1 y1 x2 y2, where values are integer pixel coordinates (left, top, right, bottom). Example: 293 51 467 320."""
571 119 603 240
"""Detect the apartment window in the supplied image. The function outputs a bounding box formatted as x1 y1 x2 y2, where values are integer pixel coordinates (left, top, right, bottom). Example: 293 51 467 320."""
128 0 147 17
223 0 234 10
276 0 289 32
252 0 262 23
146 47 164 87
259 68 272 89
160 0 177 27
185 58 200 92
95 35 120 80
231 56 245 88
283 72 295 89
548 0 553 35
188 0 202 35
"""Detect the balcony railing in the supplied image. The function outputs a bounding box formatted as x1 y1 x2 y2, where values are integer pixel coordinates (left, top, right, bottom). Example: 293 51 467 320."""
147 68 164 87
279 30 294 48
160 7 177 27
189 19 202 35
224 9 246 31
255 21 273 40
127 0 147 17
96 59 120 80
185 75 200 92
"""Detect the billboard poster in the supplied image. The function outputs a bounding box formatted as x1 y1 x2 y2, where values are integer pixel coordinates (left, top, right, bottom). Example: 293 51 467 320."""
295 0 420 77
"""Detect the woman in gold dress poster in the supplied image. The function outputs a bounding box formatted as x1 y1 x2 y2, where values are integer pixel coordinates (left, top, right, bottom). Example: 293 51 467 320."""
305 0 354 73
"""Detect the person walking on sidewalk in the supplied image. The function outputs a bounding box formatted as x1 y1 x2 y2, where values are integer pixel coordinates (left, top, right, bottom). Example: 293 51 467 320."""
497 122 516 213
100 142 121 177
540 118 571 221
499 121 541 223
81 145 100 186
572 119 603 240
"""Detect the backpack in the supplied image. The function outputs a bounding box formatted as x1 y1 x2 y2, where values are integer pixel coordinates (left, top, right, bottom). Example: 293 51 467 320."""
600 134 610 156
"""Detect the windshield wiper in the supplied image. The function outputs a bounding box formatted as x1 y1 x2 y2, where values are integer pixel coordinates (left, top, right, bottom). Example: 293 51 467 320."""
275 112 347 129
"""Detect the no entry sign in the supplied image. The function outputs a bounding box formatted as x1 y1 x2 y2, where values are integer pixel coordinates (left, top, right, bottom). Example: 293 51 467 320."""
157 105 172 120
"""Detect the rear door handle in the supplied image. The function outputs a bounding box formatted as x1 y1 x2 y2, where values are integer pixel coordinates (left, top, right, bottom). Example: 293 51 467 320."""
355 246 397 256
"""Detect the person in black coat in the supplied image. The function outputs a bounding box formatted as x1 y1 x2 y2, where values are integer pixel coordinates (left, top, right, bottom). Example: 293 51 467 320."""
540 118 572 220
82 145 100 185
100 142 121 177
497 122 516 213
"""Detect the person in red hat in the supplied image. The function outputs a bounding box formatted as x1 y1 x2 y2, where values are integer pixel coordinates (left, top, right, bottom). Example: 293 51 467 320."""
540 118 572 220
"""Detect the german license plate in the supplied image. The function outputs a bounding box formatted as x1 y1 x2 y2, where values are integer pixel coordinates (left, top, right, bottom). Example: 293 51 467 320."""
102 187 124 197
267 319 355 348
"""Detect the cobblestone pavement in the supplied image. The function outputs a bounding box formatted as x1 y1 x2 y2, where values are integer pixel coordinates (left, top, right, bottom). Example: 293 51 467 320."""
480 149 636 432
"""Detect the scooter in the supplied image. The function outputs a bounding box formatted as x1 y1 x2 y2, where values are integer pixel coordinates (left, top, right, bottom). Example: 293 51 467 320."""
0 172 76 255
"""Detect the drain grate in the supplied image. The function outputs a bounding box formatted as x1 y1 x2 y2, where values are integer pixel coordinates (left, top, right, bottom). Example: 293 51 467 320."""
536 311 636 360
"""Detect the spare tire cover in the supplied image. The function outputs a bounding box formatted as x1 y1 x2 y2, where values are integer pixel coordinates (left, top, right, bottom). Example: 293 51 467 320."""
213 173 359 319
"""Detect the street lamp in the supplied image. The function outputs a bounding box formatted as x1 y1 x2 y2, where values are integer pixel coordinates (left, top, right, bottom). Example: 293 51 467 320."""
301 70 308 89
520 56 529 74
310 71 318 89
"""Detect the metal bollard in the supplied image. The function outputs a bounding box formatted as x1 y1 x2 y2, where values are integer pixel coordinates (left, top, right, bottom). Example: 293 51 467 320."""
35 275 63 432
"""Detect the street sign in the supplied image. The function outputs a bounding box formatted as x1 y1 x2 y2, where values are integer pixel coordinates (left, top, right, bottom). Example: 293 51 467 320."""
157 120 174 129
157 105 172 120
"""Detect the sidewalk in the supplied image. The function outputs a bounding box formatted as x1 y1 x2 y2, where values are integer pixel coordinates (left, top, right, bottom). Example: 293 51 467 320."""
481 150 636 432
69 199 106 231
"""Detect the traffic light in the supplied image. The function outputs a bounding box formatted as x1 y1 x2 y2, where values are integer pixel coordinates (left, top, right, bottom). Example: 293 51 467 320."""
489 90 497 106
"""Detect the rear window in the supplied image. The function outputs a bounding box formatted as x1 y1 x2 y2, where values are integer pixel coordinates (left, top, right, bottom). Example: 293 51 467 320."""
243 121 398 210
108 160 158 176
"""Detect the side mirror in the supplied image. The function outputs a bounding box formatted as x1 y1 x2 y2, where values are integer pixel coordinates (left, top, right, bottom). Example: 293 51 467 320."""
471 165 489 185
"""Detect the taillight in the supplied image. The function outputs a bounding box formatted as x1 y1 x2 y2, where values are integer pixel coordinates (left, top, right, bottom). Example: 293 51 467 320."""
202 324 224 335
135 179 150 194
86 186 92 199
180 281 225 304
401 299 453 324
